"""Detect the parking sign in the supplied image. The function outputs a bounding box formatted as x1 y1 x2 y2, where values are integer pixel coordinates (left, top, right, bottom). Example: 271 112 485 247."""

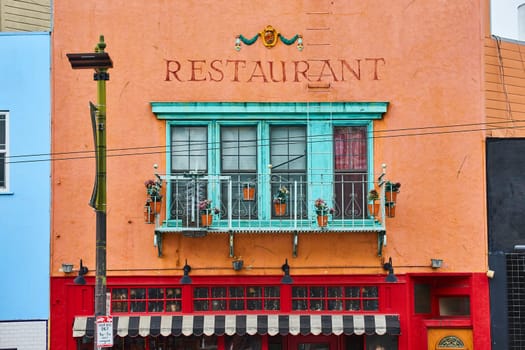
96 315 113 348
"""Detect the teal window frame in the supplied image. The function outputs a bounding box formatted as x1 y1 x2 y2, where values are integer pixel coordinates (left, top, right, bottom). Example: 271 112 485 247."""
152 102 388 225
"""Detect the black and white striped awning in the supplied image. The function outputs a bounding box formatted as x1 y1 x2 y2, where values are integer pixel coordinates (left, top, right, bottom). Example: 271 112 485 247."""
73 314 400 338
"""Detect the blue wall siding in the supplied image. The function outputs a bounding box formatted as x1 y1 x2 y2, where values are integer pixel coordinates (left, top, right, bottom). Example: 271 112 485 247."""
0 32 50 320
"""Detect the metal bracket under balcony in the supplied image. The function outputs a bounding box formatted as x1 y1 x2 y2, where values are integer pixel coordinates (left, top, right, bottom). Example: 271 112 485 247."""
154 224 386 259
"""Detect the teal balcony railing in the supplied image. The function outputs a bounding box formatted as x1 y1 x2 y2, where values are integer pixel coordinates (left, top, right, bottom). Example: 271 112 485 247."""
149 166 393 257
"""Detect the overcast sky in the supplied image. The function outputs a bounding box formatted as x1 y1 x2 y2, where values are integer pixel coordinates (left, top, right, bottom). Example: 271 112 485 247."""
491 0 525 40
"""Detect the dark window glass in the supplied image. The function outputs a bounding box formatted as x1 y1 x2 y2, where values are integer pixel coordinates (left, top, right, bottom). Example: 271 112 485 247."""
292 285 379 312
225 335 261 350
221 126 258 219
414 284 432 314
439 296 470 316
270 126 307 219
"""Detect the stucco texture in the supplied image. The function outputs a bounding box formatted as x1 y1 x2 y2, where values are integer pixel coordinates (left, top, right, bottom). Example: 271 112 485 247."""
51 1 487 277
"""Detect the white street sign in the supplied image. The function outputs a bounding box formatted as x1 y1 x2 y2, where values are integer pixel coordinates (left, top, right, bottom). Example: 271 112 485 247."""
96 315 113 348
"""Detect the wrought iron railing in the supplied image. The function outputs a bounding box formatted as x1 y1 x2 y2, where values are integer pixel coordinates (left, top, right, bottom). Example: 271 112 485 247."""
150 171 387 232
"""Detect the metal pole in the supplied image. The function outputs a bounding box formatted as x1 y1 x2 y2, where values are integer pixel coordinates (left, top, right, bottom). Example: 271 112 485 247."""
93 36 109 347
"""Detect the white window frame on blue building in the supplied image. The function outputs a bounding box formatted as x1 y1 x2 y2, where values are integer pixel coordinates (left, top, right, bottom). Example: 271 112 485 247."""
0 111 9 193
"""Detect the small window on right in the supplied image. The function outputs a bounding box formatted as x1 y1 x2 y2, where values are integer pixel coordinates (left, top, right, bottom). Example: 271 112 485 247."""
438 296 470 316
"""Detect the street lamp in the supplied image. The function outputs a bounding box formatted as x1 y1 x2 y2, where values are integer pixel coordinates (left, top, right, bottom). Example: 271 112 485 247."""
66 36 112 331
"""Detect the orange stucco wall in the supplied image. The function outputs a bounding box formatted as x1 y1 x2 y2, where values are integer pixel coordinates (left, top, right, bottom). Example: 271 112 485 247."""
51 1 488 278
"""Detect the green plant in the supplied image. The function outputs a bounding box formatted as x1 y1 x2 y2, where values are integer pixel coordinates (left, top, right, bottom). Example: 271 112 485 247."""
385 181 401 192
145 178 162 200
314 198 335 216
273 186 289 204
199 199 220 215
368 189 379 202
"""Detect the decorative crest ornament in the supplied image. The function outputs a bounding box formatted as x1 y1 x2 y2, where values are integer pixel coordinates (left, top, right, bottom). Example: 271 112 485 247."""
235 25 303 51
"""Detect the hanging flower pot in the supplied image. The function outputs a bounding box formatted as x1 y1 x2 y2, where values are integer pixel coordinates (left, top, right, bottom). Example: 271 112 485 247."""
385 191 398 202
274 202 287 216
144 203 154 224
317 215 328 227
199 199 220 226
385 181 400 202
200 213 213 227
386 202 396 218
368 203 380 218
314 198 334 225
384 182 400 218
243 185 255 201
150 199 161 213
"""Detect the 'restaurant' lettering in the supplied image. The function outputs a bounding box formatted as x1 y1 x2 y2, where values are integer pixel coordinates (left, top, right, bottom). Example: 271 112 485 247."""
165 58 385 83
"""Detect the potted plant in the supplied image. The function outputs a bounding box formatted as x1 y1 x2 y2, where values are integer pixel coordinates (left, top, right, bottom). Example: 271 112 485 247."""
242 183 255 201
145 178 163 214
385 181 400 217
385 181 401 201
273 186 289 216
314 198 334 227
367 189 380 218
199 199 220 227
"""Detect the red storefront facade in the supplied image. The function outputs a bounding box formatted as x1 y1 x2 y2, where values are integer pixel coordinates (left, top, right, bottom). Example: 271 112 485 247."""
51 273 489 349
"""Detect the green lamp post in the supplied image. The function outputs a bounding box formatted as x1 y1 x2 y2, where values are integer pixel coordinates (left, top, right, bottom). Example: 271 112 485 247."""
66 36 113 338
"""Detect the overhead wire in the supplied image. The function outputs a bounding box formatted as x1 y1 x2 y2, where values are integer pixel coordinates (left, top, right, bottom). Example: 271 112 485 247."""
6 118 525 165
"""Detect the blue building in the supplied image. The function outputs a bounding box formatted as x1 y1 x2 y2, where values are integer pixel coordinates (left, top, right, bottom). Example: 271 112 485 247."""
0 32 50 349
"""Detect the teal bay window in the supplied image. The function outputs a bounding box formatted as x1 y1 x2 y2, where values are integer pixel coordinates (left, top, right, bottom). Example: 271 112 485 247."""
152 102 388 232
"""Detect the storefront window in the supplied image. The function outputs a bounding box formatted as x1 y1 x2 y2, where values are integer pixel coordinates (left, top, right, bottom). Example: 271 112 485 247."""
225 335 261 350
365 335 398 350
150 335 217 350
110 287 182 314
439 296 470 316
345 335 364 350
292 286 379 311
194 286 280 311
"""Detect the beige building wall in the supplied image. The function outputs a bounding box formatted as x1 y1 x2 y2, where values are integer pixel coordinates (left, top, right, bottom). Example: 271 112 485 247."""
0 0 51 32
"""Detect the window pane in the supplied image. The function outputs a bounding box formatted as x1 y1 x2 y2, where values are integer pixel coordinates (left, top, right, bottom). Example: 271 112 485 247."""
225 335 261 350
229 287 244 297
171 126 207 171
130 288 146 312
221 126 256 171
365 335 398 350
414 284 432 314
345 300 360 311
328 287 343 297
362 286 378 297
194 287 209 298
297 343 330 350
0 115 5 148
148 288 164 312
0 154 4 188
363 299 379 311
211 287 226 311
439 296 470 316
270 126 306 171
345 287 360 298
334 126 367 171
111 288 128 313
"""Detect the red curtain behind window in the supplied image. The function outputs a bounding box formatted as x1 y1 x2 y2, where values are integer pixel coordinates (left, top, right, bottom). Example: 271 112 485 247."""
334 127 367 170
